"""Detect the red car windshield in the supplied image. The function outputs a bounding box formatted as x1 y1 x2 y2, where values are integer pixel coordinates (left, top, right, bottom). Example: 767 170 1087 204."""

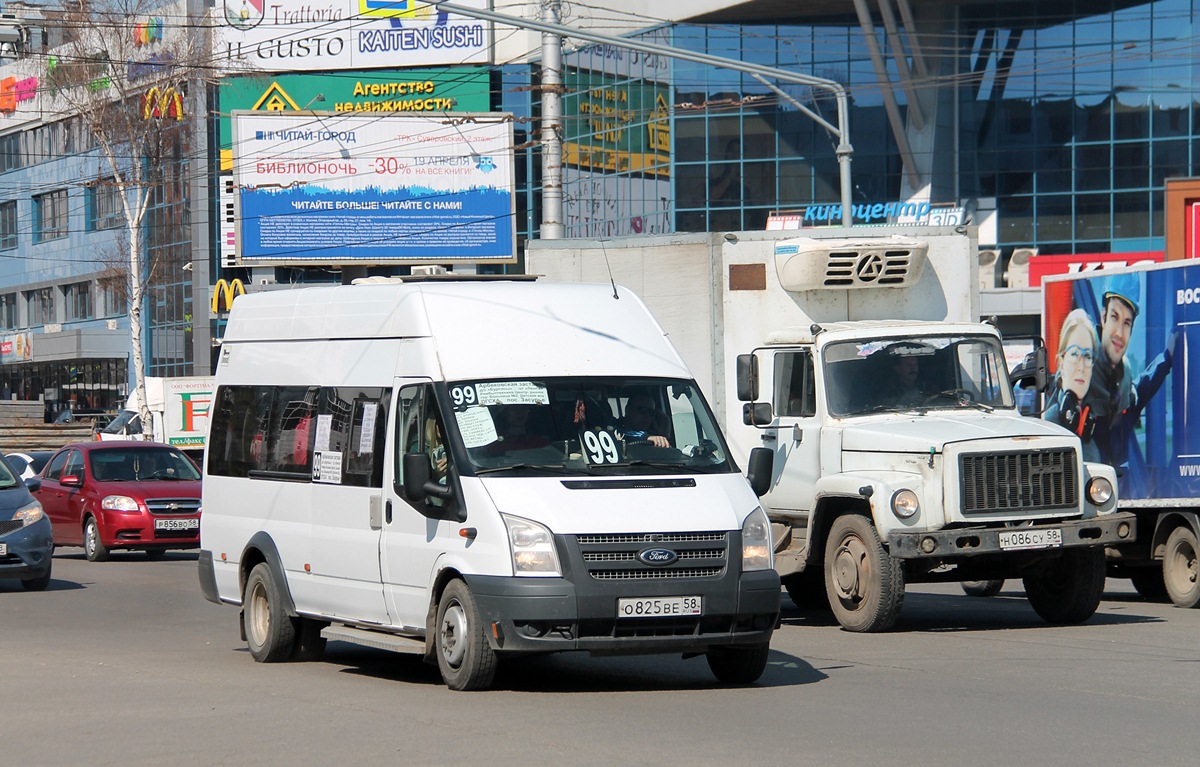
88 448 201 482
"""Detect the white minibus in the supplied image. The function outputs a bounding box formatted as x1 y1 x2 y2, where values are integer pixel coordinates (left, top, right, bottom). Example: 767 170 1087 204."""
198 277 779 690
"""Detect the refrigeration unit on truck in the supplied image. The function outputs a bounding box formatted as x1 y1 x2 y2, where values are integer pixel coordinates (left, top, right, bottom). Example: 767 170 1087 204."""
528 226 1135 632
197 277 780 691
1038 260 1200 608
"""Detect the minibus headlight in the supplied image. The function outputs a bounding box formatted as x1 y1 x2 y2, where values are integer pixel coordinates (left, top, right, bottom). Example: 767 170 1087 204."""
741 507 773 571
1087 477 1114 506
891 489 919 519
501 514 561 577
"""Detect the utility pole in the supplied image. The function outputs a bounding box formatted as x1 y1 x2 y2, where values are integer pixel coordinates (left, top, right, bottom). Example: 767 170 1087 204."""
539 1 565 239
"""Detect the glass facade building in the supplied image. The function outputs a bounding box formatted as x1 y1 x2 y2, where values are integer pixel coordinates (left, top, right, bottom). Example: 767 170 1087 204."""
514 1 1200 259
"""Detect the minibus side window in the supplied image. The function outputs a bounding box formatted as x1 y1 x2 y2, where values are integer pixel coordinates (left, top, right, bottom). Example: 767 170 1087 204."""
261 386 320 477
208 385 272 478
321 387 391 488
395 384 452 511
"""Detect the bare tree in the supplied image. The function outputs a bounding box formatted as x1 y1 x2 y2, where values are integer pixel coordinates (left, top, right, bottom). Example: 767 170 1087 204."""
44 0 210 438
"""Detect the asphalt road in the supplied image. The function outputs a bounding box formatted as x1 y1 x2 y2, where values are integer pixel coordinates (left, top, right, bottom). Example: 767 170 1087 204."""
3 550 1198 767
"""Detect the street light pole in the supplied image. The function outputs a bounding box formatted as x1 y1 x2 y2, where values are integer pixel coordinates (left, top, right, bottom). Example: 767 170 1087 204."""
434 1 855 228
539 0 564 239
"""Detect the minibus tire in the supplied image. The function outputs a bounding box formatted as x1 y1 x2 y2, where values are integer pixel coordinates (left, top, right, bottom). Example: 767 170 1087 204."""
291 618 329 662
435 580 497 691
244 563 297 662
706 642 770 684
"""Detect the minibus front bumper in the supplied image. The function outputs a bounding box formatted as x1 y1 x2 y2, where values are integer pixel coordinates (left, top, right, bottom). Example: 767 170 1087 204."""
464 568 780 655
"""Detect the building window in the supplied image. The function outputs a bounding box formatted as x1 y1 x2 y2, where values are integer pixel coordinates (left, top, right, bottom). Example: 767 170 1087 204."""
33 189 68 242
25 287 55 326
0 200 16 250
87 179 122 231
0 293 16 329
64 281 94 321
98 275 124 317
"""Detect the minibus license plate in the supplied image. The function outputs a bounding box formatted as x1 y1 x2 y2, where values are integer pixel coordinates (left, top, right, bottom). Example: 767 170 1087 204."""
617 596 701 618
998 528 1062 551
155 518 199 531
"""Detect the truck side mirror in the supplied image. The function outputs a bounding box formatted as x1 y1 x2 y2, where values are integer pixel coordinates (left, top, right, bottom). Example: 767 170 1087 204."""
745 447 773 497
1033 346 1049 391
736 354 758 401
743 402 773 426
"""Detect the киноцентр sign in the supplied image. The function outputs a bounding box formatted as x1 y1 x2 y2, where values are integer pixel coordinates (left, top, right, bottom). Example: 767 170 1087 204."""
231 111 516 264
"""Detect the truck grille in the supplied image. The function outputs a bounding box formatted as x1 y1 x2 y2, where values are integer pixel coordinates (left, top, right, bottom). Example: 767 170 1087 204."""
574 531 728 581
146 498 201 515
960 449 1077 514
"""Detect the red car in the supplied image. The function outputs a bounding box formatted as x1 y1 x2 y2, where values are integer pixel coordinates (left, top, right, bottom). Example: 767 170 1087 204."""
34 442 202 561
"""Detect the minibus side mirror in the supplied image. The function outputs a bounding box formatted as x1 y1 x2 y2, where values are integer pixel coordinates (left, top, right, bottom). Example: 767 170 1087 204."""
402 452 454 503
745 447 774 497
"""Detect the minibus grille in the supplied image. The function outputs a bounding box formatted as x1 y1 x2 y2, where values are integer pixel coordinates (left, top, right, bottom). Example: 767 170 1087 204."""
960 449 1077 514
573 531 728 580
146 498 202 515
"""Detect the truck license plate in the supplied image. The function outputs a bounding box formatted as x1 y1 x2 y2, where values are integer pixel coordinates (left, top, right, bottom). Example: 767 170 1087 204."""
154 518 199 531
998 528 1063 551
617 596 702 618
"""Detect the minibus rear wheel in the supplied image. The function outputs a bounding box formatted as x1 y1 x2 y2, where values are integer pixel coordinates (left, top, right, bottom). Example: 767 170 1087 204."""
706 642 770 684
435 579 497 691
244 563 297 662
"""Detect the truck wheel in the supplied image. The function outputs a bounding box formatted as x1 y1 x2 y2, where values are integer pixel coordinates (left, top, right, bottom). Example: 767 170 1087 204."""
435 580 497 691
823 514 904 632
706 642 770 684
961 580 1004 597
781 571 830 611
1162 526 1200 608
1022 548 1106 624
83 517 109 562
243 563 297 662
1128 569 1168 600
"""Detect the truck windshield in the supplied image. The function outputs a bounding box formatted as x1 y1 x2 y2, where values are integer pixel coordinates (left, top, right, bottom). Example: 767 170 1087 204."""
824 334 1015 417
444 377 735 476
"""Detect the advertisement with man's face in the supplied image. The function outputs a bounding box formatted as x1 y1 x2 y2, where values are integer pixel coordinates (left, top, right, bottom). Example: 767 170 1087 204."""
1043 264 1190 500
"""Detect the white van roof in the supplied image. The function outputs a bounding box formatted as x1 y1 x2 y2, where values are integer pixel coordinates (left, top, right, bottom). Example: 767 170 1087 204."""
220 280 692 380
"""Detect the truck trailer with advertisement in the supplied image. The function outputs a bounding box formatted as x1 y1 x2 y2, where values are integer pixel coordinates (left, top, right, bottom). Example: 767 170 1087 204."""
1041 260 1200 608
528 226 1135 632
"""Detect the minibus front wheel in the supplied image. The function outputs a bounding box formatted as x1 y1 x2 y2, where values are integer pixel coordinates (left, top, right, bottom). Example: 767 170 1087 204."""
435 579 497 691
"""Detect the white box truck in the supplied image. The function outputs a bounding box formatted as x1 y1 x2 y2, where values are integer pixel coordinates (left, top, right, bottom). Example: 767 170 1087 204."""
528 226 1135 632
100 376 215 461
197 277 780 690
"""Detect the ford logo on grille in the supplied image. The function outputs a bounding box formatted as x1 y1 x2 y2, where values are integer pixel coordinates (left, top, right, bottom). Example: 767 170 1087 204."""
638 547 679 566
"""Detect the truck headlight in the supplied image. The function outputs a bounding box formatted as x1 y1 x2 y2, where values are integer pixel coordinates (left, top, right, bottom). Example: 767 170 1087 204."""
1086 477 1114 505
891 489 919 519
14 500 44 526
501 514 561 577
741 507 773 571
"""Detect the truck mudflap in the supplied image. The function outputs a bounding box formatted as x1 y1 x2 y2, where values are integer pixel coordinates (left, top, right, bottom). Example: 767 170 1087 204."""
464 570 780 654
887 511 1136 560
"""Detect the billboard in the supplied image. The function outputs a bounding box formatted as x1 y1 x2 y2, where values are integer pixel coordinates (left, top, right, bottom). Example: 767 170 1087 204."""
214 0 491 71
231 111 515 263
1028 251 1163 288
1042 262 1193 500
216 68 493 170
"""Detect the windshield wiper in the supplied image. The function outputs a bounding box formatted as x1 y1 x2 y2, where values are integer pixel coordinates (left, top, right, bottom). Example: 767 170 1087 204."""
474 463 593 476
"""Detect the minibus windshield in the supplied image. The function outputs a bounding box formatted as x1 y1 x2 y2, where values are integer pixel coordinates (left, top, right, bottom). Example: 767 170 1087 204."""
445 377 736 476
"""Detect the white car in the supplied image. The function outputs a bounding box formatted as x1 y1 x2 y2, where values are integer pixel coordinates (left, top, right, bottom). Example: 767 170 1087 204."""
4 451 54 481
